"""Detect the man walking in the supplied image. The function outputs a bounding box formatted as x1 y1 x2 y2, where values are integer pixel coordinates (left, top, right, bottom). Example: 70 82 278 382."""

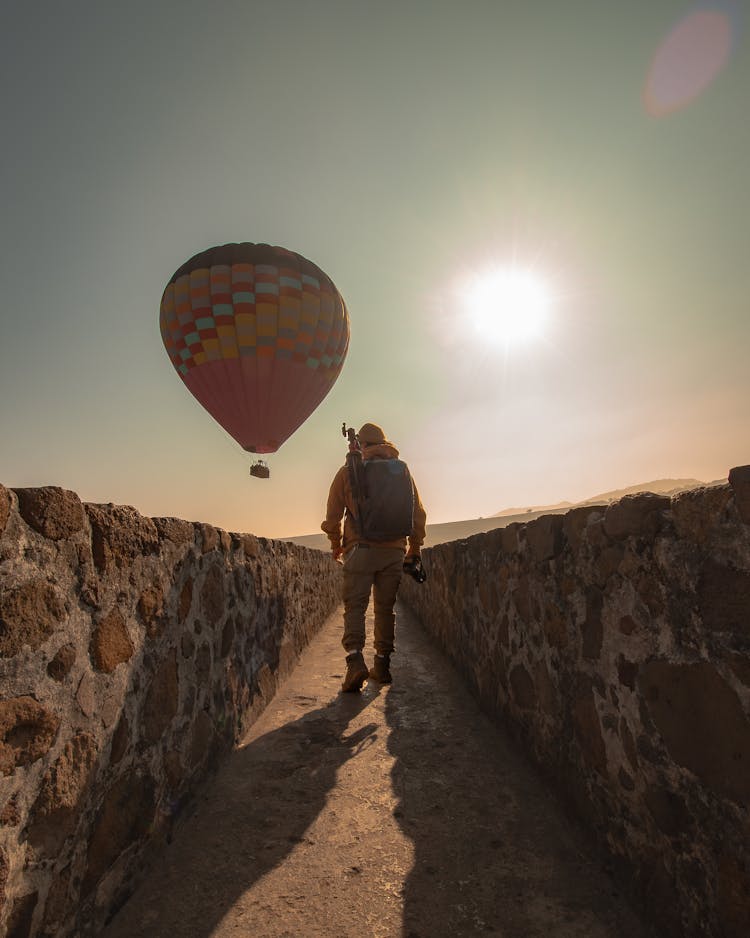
322 422 427 692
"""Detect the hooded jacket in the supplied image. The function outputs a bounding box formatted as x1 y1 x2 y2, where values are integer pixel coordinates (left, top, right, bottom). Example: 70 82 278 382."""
321 442 427 554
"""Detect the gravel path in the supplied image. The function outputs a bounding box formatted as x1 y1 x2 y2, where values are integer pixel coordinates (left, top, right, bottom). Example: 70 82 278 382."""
103 602 654 938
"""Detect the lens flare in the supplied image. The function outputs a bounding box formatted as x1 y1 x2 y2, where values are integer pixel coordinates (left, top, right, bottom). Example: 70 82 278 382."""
644 6 737 117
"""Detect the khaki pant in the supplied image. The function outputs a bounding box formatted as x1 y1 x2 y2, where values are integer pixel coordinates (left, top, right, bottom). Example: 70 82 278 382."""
342 545 404 655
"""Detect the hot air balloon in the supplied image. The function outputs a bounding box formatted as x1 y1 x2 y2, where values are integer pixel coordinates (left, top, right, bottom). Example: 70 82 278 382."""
159 243 349 477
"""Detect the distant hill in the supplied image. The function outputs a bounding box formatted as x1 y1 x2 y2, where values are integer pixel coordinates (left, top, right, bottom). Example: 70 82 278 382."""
283 477 722 551
492 501 574 518
490 478 709 518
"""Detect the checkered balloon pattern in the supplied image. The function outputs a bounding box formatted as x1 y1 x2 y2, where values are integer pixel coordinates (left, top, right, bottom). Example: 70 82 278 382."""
160 243 349 454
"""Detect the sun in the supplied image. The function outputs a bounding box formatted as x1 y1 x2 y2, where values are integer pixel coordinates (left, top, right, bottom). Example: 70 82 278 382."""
462 267 552 348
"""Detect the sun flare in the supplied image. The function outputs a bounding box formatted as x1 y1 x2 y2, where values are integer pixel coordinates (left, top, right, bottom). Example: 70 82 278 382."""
463 267 552 348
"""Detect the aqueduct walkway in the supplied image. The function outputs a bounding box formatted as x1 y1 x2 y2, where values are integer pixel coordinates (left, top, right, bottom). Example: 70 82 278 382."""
103 604 653 938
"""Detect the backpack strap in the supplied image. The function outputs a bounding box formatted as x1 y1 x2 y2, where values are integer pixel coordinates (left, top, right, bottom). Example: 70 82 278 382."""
345 449 367 534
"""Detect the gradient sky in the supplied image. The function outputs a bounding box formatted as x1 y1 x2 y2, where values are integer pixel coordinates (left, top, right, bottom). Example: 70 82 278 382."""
1 1 748 539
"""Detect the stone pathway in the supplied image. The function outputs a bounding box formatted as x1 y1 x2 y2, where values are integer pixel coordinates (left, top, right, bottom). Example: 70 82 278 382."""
103 603 654 938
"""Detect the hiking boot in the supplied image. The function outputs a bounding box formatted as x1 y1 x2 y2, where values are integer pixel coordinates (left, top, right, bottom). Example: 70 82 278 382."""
341 652 369 693
369 653 392 684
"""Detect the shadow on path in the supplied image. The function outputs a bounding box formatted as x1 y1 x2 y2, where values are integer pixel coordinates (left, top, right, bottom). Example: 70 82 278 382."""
104 690 379 937
386 602 654 938
104 602 655 938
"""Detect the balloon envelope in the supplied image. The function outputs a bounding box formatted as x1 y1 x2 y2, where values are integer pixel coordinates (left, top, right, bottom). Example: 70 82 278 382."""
160 243 349 453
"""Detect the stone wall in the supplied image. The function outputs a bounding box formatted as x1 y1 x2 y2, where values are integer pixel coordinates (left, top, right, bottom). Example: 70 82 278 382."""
400 467 750 938
0 484 341 938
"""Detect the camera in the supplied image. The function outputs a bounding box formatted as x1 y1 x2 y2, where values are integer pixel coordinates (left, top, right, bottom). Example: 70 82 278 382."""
403 556 427 584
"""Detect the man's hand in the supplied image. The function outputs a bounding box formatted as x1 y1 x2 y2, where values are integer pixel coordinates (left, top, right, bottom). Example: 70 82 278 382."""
403 552 427 583
332 544 344 562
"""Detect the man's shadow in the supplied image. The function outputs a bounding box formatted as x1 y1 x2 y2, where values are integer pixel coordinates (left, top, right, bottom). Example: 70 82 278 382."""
104 690 379 937
384 603 654 938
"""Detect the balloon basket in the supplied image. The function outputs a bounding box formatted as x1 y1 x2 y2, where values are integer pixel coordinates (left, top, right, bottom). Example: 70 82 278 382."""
250 459 270 479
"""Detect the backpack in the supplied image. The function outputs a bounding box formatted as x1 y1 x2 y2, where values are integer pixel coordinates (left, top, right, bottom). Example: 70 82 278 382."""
349 458 415 541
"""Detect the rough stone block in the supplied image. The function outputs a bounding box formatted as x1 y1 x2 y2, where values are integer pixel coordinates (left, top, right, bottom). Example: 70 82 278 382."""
619 718 638 769
220 618 235 657
100 692 120 729
572 680 607 776
534 660 556 711
525 514 564 562
728 465 750 525
137 586 164 638
562 506 606 551
199 524 220 553
0 580 66 657
75 673 96 718
717 852 750 938
644 786 691 838
511 575 531 623
640 659 750 804
201 564 226 625
0 484 10 537
500 523 520 554
593 545 624 586
698 560 750 637
0 846 8 914
28 732 99 854
152 517 195 546
0 697 60 776
141 651 179 747
196 643 212 685
497 614 510 648
494 563 511 595
82 770 156 897
584 517 609 549
543 601 568 649
0 794 20 826
39 865 71 938
509 664 536 710
85 503 159 573
582 587 603 660
618 767 635 791
47 643 76 681
13 486 85 541
178 577 193 624
189 710 215 769
617 656 638 690
109 716 129 766
603 493 670 540
164 750 183 791
637 573 665 617
241 534 260 558
671 484 733 543
90 607 134 673
6 890 38 938
728 654 750 687
636 733 662 766
181 631 195 659
618 717 638 772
